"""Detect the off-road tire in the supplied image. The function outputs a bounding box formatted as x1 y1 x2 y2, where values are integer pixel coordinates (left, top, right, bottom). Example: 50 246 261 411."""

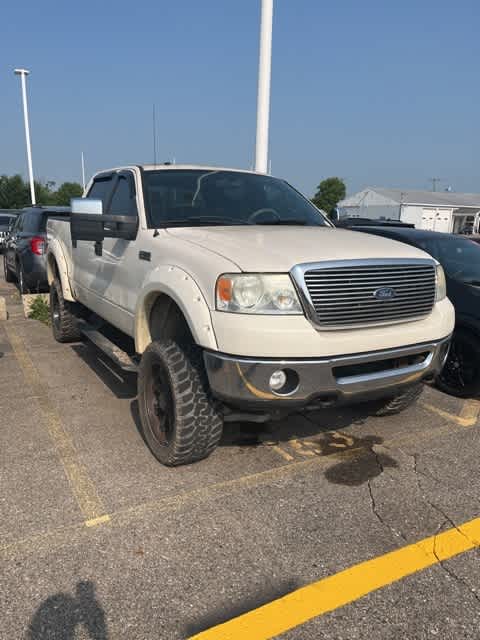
373 383 424 416
50 277 82 343
3 256 15 283
138 340 223 466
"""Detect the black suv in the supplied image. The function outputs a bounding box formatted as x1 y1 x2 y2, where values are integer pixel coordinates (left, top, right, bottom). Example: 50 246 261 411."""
346 224 480 398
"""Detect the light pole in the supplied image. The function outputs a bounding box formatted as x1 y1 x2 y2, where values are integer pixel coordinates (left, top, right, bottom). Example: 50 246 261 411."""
81 151 86 192
254 0 274 174
14 68 36 205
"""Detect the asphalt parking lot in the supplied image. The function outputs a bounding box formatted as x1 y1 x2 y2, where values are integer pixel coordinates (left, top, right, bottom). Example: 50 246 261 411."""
1 272 480 640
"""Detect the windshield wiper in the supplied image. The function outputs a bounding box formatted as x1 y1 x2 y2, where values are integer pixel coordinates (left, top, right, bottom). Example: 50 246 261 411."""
253 218 308 226
163 216 248 227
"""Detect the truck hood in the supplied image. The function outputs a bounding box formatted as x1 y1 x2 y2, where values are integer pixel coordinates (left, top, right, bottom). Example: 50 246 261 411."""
166 226 433 271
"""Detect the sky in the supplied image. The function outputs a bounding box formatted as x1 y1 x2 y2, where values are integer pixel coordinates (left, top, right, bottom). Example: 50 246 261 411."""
1 0 479 197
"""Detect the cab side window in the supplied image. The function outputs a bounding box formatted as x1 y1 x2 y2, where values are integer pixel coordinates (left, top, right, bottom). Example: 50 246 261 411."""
87 176 114 206
109 175 138 217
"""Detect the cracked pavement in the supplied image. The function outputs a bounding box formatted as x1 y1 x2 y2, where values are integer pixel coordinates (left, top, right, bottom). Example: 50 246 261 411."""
1 273 480 639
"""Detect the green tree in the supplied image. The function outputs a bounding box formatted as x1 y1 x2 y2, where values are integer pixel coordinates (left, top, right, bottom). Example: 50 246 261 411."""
0 175 83 208
0 174 29 208
51 182 83 206
312 177 346 217
35 180 56 205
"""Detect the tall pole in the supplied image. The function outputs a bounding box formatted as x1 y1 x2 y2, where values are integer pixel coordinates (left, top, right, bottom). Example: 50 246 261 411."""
254 0 274 174
81 152 86 192
14 69 36 205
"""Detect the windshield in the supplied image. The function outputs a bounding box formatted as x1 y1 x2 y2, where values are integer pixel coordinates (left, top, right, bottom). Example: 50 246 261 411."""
143 170 330 228
417 235 480 284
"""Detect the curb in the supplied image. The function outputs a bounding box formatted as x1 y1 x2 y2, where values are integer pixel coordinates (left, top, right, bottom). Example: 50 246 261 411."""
0 296 6 321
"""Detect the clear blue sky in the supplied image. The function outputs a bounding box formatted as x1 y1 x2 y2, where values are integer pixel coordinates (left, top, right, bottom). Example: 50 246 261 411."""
1 0 479 197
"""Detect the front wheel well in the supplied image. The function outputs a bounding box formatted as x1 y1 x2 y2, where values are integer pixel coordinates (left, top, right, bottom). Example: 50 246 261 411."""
138 293 195 353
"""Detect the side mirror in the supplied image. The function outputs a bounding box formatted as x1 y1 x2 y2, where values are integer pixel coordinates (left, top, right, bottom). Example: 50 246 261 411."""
71 198 103 215
70 198 138 243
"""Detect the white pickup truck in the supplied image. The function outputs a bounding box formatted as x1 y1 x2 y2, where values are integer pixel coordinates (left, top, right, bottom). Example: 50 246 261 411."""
47 165 454 466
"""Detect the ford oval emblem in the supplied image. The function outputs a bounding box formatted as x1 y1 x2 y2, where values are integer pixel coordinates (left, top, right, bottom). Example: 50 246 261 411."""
374 287 396 300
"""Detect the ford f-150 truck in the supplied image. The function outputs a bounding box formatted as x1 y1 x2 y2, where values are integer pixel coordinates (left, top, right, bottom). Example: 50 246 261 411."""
46 165 454 466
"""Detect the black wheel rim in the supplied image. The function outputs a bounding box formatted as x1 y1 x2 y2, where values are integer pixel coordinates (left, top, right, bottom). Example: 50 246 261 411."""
17 266 24 293
3 258 7 280
439 337 479 393
51 289 61 332
144 361 174 447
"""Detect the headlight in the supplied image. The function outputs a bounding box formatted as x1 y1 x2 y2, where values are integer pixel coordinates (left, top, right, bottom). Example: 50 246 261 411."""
216 274 303 314
436 264 447 301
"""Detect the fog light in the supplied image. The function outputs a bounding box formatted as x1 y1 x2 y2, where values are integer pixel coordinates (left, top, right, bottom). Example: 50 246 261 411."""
269 370 287 391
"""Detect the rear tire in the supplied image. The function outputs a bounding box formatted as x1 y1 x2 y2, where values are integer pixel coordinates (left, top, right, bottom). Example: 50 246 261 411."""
50 277 82 343
3 256 15 283
138 340 223 466
373 383 424 416
16 262 28 294
436 329 480 398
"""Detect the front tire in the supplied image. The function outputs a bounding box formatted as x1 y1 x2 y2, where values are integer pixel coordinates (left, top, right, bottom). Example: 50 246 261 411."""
436 329 480 398
373 383 424 416
3 256 15 283
50 278 82 343
138 340 223 466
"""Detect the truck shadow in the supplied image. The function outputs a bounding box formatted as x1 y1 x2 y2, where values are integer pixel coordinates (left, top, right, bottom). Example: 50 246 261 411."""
221 405 398 486
221 403 374 447
71 343 137 400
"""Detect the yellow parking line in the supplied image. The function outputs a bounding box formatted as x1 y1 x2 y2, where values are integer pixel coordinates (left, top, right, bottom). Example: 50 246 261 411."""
189 516 480 640
271 445 294 461
459 400 480 424
422 400 480 427
288 439 316 457
4 325 109 526
85 515 111 528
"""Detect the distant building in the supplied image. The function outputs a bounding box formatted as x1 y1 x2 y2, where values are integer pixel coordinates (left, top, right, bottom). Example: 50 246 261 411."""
338 187 480 234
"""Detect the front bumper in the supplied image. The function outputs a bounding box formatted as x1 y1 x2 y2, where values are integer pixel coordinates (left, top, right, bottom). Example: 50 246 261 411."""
204 336 451 410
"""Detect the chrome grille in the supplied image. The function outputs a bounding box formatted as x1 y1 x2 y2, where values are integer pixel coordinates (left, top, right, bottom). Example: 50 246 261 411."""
297 260 436 328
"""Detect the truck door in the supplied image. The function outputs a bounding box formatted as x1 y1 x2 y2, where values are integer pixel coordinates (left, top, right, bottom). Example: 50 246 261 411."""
71 173 115 312
96 171 149 333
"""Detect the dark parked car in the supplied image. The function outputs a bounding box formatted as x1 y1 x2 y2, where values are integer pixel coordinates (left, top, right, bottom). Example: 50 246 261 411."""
347 225 480 398
3 206 68 293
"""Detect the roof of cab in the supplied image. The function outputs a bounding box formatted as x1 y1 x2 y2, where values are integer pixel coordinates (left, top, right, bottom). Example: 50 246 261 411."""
93 164 264 176
139 164 260 174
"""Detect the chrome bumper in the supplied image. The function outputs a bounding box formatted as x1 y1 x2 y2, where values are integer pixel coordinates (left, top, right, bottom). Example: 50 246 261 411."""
204 336 451 409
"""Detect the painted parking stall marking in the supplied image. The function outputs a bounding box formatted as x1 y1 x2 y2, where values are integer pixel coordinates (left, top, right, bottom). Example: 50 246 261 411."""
4 323 110 527
188 515 480 640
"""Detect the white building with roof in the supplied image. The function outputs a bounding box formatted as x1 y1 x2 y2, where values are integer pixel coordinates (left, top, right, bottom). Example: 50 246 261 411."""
338 187 480 234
